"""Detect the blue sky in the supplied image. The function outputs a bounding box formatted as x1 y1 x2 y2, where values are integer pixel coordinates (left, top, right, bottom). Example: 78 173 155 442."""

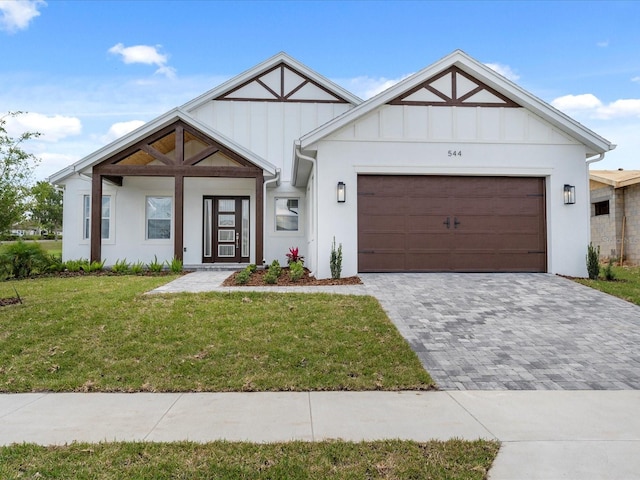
1 0 639 180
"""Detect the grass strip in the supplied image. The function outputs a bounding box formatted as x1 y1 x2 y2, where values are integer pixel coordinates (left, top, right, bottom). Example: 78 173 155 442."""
0 276 433 392
573 265 640 306
0 440 499 479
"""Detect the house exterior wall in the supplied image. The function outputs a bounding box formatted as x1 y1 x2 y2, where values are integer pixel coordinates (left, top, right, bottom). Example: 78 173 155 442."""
309 105 590 279
186 100 352 266
62 175 259 266
189 101 352 182
589 184 618 259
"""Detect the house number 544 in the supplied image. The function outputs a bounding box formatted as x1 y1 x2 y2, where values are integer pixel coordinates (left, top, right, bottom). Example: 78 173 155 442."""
448 150 462 157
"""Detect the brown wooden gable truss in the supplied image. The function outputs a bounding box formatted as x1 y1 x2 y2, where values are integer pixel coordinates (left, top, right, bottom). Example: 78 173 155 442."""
215 62 351 104
389 66 520 108
90 119 264 265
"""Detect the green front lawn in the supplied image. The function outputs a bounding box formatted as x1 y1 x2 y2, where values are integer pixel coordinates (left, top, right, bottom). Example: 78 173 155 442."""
0 275 433 392
573 265 640 306
0 239 62 257
0 440 499 480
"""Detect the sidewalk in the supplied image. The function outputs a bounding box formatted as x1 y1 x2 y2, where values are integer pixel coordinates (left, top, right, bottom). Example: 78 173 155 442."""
2 390 640 479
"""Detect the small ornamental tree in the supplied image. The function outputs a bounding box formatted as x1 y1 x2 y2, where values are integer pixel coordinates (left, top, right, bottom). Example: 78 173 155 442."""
0 112 41 235
30 180 63 239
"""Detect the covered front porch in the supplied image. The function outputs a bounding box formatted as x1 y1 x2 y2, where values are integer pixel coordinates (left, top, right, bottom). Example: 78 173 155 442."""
88 115 276 267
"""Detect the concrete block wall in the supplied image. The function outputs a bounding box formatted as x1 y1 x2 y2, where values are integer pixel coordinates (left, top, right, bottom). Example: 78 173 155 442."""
590 186 618 259
623 185 640 265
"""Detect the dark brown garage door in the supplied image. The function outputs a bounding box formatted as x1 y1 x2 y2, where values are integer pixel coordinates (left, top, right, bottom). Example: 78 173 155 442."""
358 175 546 272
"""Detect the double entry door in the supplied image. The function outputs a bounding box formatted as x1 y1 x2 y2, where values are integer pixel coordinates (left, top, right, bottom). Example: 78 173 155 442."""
202 196 250 263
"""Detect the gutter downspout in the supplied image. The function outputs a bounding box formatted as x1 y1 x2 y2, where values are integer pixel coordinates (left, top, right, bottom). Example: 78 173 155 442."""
295 144 318 276
584 152 606 265
262 168 281 266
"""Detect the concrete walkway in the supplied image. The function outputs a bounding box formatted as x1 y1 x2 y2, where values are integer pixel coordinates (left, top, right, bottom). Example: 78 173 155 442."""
2 391 640 479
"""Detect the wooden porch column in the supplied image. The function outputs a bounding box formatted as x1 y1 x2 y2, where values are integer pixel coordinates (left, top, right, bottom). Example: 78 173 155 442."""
174 174 184 261
90 173 103 263
255 172 264 265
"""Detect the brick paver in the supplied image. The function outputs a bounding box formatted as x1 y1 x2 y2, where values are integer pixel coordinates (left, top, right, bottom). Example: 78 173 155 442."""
362 273 640 390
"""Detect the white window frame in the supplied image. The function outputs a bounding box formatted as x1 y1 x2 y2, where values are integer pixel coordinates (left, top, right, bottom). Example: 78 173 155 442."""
82 194 112 241
275 197 300 233
146 196 173 241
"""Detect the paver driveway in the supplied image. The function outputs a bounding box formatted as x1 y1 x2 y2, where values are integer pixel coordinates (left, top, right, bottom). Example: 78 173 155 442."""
361 273 640 390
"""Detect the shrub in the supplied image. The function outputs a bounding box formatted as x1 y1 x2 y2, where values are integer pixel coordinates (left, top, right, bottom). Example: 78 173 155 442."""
235 269 251 285
64 259 85 273
169 256 183 273
264 269 279 284
289 260 305 282
603 258 616 281
88 260 105 272
45 254 65 273
111 258 131 274
0 240 51 278
330 237 343 280
130 261 145 275
286 247 304 266
147 255 164 273
264 260 282 284
586 243 600 280
247 263 258 273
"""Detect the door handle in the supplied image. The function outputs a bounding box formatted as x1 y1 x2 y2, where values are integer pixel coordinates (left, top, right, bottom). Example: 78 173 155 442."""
443 217 450 229
454 217 460 228
235 232 240 249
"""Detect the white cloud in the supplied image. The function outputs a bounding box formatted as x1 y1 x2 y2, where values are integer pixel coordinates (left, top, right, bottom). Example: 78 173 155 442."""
552 94 640 120
108 43 176 78
485 63 520 82
102 120 145 143
0 0 45 33
597 40 609 48
552 93 603 111
5 112 81 141
596 99 640 119
336 74 413 100
632 76 640 84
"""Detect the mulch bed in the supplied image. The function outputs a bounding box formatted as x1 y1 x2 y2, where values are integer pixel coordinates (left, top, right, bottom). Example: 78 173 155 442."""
222 268 362 287
0 297 21 307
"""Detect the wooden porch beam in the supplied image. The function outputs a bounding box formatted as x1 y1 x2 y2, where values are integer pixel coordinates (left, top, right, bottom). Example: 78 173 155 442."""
90 174 103 263
140 145 175 166
184 146 219 166
174 174 184 262
95 164 262 178
103 175 123 187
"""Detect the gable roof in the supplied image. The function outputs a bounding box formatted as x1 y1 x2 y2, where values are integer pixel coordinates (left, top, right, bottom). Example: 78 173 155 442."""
590 170 640 188
49 108 277 184
181 52 362 111
298 50 615 156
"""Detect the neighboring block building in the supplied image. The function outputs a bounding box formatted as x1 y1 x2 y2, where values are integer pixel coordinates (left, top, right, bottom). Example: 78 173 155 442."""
590 170 640 265
49 50 615 278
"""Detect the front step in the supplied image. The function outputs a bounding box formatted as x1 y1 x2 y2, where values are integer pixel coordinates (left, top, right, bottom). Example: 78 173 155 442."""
183 263 249 272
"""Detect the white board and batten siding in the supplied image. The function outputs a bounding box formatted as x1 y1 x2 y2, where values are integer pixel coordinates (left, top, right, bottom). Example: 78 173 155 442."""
311 104 591 279
189 101 353 183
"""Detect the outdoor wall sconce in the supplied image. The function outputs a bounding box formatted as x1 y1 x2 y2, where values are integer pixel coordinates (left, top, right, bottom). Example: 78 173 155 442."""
563 184 576 205
337 182 346 203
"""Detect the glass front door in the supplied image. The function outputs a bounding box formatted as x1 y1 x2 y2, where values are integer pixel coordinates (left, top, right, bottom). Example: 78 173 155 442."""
203 196 250 263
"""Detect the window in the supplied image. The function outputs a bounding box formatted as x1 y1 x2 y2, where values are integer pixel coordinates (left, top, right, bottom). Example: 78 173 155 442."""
594 200 610 216
275 198 299 231
83 195 110 240
146 196 172 239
